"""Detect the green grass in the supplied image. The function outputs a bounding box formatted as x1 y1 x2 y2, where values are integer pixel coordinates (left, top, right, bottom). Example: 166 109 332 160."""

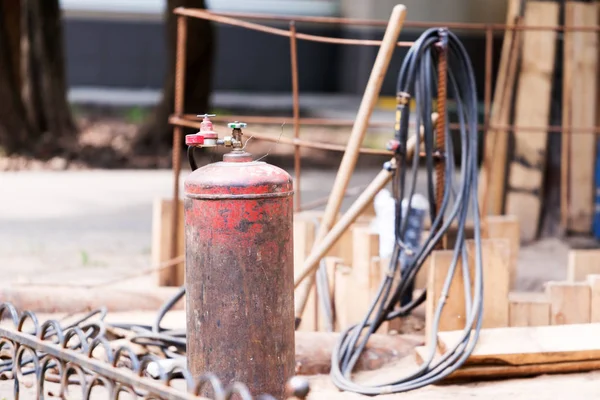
123 106 151 124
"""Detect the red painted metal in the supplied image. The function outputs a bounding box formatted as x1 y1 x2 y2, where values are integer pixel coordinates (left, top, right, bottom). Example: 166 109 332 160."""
184 146 295 399
185 114 218 146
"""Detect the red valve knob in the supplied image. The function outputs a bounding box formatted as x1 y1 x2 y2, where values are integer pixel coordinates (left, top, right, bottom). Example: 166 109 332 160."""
186 114 218 147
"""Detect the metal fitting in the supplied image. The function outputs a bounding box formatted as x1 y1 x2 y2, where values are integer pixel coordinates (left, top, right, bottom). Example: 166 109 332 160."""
396 92 411 105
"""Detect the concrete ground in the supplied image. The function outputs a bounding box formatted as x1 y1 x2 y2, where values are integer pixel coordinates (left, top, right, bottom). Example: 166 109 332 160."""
0 167 388 286
0 166 569 290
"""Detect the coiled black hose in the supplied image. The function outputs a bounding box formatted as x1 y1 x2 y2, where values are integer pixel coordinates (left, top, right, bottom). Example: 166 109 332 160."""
329 28 483 395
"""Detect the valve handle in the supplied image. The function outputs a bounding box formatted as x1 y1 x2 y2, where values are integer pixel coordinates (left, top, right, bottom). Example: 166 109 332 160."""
228 121 247 129
197 113 216 119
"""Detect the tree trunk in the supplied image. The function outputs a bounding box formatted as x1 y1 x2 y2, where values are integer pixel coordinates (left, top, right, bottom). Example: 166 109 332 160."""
0 0 30 154
133 0 215 154
0 0 75 157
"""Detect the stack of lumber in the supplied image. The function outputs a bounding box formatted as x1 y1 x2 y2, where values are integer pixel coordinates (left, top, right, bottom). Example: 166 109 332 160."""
294 212 519 334
414 323 600 381
478 0 600 242
417 221 600 381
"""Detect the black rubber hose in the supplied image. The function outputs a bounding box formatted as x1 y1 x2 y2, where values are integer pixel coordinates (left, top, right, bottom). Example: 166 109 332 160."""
329 28 483 395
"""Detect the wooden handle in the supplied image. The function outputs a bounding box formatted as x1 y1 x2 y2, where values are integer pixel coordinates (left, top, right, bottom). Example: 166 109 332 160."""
313 4 408 248
294 110 439 320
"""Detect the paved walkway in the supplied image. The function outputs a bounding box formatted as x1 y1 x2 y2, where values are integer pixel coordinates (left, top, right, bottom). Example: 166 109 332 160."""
0 168 386 286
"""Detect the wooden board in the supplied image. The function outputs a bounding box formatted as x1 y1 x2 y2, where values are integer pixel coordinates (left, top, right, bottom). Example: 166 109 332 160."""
562 2 599 233
152 198 185 287
425 239 510 345
334 264 352 331
294 212 320 331
478 0 523 215
425 250 465 345
508 291 550 327
437 323 600 366
567 249 600 282
546 281 591 325
483 215 520 289
414 345 600 381
588 275 600 323
505 1 560 242
347 225 380 326
468 239 510 329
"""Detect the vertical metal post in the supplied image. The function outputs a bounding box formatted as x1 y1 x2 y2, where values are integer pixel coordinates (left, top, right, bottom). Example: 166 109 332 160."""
290 21 302 211
169 15 187 285
435 30 448 249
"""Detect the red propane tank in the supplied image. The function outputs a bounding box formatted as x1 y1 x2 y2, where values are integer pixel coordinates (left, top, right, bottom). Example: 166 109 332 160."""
184 118 295 399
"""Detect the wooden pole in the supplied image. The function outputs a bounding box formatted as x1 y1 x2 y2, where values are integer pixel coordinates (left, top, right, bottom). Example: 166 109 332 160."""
294 5 407 323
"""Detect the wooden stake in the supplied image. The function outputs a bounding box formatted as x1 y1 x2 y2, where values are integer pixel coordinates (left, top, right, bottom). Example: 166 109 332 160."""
468 239 510 329
588 274 600 323
334 264 352 331
508 291 550 327
425 239 510 346
425 250 467 345
478 0 523 216
348 225 379 326
546 281 591 325
483 215 520 289
505 1 560 242
153 198 185 287
294 213 318 331
562 1 599 233
567 249 600 282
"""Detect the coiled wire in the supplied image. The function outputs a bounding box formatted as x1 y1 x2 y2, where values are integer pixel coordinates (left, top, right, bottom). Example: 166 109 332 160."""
329 28 483 395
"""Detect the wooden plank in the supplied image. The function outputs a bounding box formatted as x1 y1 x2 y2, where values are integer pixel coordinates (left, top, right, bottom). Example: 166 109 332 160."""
546 281 591 325
508 291 550 327
334 264 352 331
414 344 600 381
294 213 319 331
505 1 559 242
588 274 600 323
478 0 523 215
438 323 600 366
425 239 510 346
563 2 599 233
483 215 520 289
347 225 380 326
425 250 466 346
470 239 510 329
566 249 600 281
368 256 389 333
152 198 185 287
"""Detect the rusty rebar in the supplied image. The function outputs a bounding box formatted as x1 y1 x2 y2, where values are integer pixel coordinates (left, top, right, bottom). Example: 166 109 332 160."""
173 8 413 47
290 21 301 211
169 116 392 155
435 32 448 249
169 16 187 286
178 114 600 136
194 9 600 32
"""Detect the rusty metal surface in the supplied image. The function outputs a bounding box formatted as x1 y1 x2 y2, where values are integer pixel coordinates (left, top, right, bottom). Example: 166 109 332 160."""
184 157 295 398
434 31 448 246
0 302 304 400
290 22 301 211
168 15 189 287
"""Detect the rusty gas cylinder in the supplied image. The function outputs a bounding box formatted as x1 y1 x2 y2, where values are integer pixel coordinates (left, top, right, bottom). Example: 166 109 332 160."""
184 119 295 399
